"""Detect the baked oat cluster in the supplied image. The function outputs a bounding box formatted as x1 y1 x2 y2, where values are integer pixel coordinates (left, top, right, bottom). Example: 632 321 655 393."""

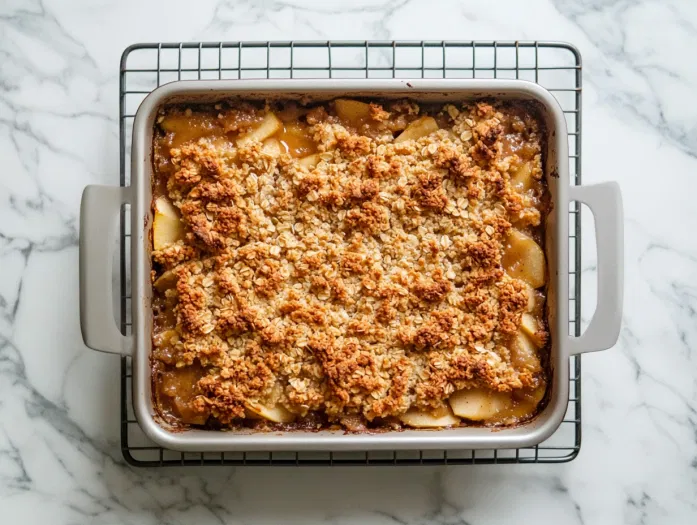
151 98 549 430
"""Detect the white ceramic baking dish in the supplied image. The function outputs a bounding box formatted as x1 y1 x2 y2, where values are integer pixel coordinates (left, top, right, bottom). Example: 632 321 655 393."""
80 79 623 452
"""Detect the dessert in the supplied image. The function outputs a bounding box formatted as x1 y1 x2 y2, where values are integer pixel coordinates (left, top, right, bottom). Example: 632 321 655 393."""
150 97 550 431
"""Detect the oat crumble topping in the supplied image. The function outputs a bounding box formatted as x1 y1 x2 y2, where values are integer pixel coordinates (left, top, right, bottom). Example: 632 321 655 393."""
151 98 549 430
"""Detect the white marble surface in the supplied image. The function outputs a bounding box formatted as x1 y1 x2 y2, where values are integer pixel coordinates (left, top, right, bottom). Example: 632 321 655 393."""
1 0 696 523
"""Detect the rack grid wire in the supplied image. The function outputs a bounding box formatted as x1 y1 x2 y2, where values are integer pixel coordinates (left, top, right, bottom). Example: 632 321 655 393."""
118 41 582 467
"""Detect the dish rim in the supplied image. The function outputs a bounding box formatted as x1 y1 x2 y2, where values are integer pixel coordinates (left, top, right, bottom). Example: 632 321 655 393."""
130 78 570 451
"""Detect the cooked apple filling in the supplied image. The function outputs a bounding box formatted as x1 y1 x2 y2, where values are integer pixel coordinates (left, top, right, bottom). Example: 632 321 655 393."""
151 97 550 431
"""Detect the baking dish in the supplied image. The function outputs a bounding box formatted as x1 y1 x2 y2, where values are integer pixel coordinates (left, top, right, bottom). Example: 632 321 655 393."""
80 79 623 452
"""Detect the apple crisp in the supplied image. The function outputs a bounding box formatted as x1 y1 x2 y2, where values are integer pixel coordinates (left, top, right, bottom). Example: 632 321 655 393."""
151 97 550 431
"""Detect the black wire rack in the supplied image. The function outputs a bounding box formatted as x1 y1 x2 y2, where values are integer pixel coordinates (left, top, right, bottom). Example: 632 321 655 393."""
118 41 582 467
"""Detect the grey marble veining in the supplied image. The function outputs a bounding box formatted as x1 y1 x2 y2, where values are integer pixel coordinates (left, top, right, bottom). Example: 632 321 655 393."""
0 0 696 523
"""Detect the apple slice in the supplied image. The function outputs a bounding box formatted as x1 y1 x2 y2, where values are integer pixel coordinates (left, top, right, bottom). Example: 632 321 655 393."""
449 388 512 421
262 137 283 157
394 116 439 143
520 313 545 347
298 153 320 168
510 162 534 192
152 329 179 363
522 383 546 408
159 114 220 148
399 407 460 428
245 401 295 423
335 99 371 126
511 332 541 372
493 383 547 424
154 270 177 292
237 112 282 146
521 283 536 312
174 398 208 425
153 197 183 250
502 229 546 288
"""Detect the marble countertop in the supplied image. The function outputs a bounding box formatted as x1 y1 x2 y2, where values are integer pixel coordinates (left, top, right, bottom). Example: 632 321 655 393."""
1 0 695 523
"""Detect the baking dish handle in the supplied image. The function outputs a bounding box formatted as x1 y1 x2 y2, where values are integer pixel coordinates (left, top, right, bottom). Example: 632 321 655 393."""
568 182 624 355
79 185 133 355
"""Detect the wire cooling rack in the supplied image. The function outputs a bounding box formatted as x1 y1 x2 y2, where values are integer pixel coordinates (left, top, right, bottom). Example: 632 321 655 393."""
118 41 582 466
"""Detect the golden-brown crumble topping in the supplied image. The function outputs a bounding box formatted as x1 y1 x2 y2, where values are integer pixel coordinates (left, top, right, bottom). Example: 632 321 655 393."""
151 98 549 430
